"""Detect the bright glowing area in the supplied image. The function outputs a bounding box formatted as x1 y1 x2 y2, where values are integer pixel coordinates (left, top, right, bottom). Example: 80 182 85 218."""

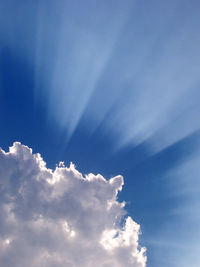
63 221 76 238
0 143 146 267
3 239 11 246
100 217 141 250
70 230 76 238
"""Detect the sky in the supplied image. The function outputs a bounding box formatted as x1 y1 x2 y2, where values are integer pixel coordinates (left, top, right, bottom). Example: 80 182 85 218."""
0 0 200 266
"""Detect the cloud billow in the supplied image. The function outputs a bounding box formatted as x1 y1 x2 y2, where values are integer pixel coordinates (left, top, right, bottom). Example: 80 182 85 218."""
0 142 146 267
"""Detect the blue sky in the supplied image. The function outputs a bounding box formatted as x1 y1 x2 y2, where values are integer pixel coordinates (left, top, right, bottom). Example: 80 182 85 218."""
0 0 200 266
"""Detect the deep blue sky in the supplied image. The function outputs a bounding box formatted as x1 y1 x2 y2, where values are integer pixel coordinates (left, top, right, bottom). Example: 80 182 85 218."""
0 1 200 266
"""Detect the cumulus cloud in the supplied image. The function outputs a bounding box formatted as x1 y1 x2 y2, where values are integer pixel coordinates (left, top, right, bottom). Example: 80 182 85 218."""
0 142 146 267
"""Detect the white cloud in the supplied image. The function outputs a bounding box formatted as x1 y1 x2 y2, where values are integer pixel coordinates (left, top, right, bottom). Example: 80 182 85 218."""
0 142 146 267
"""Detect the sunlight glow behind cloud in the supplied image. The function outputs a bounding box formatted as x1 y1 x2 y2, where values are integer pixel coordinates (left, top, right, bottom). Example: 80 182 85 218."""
1 2 200 266
0 142 146 267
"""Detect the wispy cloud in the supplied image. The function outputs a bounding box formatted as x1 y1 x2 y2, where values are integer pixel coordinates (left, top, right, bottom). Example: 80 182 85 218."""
33 0 200 153
1 0 199 152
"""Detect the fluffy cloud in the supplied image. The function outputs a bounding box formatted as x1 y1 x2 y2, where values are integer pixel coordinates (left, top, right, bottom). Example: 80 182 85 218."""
0 142 146 267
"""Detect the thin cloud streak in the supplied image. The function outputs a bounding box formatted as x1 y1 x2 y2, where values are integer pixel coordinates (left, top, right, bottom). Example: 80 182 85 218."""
33 0 134 140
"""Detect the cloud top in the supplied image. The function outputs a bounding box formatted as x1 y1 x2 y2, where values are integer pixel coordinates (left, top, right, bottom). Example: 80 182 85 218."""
0 142 146 267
